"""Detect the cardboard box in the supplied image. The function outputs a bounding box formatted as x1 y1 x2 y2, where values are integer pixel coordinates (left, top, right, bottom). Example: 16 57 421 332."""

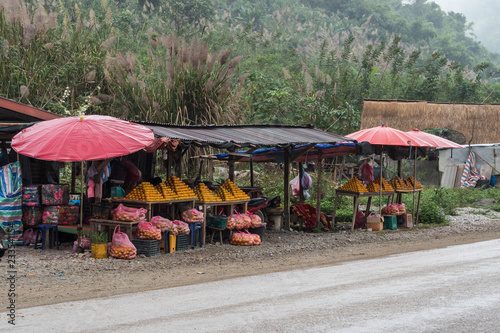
397 213 413 228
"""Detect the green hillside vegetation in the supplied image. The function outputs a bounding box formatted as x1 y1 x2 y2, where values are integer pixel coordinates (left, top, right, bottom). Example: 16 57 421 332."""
1 0 499 133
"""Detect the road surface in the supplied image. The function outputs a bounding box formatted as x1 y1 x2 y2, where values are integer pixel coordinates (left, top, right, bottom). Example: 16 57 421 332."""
4 239 500 332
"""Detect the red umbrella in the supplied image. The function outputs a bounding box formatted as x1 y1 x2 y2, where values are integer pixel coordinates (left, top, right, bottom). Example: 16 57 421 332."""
405 129 464 149
346 125 432 147
12 115 155 244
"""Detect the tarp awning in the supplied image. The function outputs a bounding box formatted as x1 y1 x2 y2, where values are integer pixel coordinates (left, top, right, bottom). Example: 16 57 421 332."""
214 142 357 163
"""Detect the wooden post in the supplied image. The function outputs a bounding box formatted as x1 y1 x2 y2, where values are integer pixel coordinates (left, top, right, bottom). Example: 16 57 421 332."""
208 159 214 181
250 157 254 187
397 159 402 178
315 149 323 231
298 162 305 203
71 162 76 193
283 147 291 230
228 151 235 182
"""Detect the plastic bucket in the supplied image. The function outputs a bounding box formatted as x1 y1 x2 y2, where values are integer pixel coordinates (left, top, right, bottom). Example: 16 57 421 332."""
267 215 282 230
91 243 108 259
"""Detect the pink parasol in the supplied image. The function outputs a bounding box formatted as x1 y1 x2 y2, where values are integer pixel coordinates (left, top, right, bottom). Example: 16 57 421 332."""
405 129 464 149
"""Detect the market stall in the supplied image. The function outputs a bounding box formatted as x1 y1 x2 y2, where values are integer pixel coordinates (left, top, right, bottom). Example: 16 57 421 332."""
346 125 432 227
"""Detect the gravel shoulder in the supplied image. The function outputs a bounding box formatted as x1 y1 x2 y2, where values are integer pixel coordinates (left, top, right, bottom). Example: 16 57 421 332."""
2 207 500 310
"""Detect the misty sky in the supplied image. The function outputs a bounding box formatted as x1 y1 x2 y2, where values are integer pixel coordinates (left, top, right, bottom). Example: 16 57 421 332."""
430 0 500 53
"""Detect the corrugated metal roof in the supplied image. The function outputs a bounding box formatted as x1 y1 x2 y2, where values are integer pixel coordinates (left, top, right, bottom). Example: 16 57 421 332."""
137 123 355 149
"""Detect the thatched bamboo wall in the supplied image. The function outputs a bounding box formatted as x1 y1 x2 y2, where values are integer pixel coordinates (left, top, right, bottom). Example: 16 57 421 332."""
361 99 500 144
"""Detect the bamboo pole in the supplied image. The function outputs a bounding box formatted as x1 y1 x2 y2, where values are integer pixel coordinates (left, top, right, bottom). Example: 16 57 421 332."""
315 149 323 231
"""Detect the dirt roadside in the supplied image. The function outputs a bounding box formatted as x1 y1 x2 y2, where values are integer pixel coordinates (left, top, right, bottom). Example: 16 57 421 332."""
3 210 500 310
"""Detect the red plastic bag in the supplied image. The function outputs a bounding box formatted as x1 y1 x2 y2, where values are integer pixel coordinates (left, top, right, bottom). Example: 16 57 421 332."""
111 204 147 222
150 216 172 232
137 221 161 240
110 225 137 259
354 210 364 228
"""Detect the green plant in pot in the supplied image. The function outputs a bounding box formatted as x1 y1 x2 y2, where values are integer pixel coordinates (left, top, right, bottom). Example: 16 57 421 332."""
91 231 108 259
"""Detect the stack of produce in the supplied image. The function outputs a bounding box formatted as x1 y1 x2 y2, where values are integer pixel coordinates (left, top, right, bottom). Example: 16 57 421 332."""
110 246 136 260
166 176 197 199
216 186 238 201
194 183 221 202
230 232 261 246
406 176 423 189
337 177 368 193
155 182 178 200
221 180 250 200
389 176 412 191
125 182 165 201
372 175 394 192
381 204 399 215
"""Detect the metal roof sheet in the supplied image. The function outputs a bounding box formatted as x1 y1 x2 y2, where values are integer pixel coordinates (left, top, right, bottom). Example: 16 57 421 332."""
138 123 355 149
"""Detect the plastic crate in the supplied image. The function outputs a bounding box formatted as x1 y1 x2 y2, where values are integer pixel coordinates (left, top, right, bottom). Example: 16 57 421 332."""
206 214 228 229
131 239 161 257
176 234 190 251
383 215 397 230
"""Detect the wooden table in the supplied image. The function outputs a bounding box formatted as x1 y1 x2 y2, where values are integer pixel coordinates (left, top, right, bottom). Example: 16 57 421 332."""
89 219 139 242
111 198 198 220
392 188 423 224
198 199 249 245
332 190 395 231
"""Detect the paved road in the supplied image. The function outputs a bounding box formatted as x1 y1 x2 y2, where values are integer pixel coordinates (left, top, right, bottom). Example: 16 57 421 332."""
4 239 500 332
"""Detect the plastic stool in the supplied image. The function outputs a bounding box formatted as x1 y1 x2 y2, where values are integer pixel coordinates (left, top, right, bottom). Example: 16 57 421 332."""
189 223 203 249
35 224 59 250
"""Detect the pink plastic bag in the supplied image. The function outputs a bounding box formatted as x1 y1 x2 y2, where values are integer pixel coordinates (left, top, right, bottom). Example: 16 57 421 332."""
137 221 162 240
150 216 172 232
248 212 262 228
23 228 41 245
181 208 204 223
110 225 137 259
111 204 147 222
170 220 190 236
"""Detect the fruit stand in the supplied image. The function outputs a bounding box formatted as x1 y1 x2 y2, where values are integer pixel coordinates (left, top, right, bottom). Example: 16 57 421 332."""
332 176 395 231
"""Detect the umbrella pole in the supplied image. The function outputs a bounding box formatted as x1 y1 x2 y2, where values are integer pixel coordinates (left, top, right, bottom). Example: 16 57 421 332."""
413 148 417 224
379 147 383 212
79 161 84 246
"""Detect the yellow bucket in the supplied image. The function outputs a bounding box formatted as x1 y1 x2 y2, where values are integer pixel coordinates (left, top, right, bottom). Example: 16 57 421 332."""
91 243 108 259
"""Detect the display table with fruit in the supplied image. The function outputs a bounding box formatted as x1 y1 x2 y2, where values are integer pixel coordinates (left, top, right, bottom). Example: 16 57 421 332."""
111 176 199 220
194 179 250 245
332 176 395 231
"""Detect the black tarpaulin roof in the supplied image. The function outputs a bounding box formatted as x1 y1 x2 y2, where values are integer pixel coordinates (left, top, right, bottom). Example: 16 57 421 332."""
137 123 356 150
